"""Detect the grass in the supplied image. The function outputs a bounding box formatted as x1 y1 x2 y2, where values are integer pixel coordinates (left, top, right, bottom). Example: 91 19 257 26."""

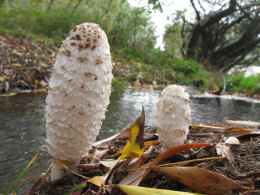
3 149 43 195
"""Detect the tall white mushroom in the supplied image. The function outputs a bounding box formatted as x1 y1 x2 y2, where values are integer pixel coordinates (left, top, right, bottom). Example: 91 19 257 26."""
45 23 113 181
156 85 191 150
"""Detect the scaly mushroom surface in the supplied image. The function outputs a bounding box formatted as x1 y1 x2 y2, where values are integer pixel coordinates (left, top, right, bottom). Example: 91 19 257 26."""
45 23 113 180
156 85 191 150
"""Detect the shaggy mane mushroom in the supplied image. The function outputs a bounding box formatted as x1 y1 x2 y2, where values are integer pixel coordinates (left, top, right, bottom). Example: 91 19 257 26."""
45 23 113 181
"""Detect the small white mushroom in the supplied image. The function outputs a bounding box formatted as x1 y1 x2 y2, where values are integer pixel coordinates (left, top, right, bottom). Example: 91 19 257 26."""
156 85 191 150
225 137 240 145
45 23 113 181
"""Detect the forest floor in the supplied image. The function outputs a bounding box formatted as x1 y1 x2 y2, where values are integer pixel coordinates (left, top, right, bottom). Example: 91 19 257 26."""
28 123 260 195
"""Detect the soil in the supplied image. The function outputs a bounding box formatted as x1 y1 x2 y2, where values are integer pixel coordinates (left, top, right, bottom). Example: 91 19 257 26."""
28 124 260 195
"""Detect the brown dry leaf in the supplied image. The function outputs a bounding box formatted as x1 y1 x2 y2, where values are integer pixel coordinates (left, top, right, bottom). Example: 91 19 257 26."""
118 143 210 186
216 142 235 164
151 166 253 195
119 146 154 186
140 143 210 182
151 143 210 167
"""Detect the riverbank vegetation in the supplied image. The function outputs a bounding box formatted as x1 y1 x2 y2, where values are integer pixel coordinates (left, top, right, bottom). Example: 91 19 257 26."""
0 0 259 96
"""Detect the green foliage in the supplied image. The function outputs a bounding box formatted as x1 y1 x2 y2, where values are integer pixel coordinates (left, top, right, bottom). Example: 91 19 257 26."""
112 76 126 93
0 0 156 50
226 73 260 93
1 0 257 94
172 58 212 87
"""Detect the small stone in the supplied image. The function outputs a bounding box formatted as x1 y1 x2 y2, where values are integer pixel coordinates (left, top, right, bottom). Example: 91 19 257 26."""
225 137 240 145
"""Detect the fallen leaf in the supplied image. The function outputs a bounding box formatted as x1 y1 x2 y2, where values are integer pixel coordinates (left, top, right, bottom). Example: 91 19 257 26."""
151 166 253 195
119 146 154 186
8 92 17 96
118 143 210 186
99 159 118 169
150 143 210 167
216 142 235 165
118 106 145 161
88 176 105 187
113 184 202 195
113 140 159 156
13 63 22 67
140 143 210 182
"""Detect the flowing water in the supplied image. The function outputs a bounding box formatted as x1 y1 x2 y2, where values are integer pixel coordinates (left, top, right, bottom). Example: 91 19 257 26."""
0 88 260 193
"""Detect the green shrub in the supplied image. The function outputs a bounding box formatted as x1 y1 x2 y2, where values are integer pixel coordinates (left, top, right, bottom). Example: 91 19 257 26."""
226 73 260 93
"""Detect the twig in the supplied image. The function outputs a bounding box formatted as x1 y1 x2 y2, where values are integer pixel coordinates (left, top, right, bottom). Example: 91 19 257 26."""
232 171 260 180
158 156 226 167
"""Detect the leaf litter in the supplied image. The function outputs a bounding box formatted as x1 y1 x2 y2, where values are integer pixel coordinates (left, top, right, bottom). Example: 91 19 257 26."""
0 34 56 94
26 107 260 195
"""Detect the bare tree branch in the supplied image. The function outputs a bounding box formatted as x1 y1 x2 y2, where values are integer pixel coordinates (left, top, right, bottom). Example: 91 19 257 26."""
190 0 201 21
198 0 206 15
199 0 237 27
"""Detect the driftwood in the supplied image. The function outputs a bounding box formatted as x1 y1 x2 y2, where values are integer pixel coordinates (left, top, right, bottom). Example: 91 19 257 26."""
224 119 260 129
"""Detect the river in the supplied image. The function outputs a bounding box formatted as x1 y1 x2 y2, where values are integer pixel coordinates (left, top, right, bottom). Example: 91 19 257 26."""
0 88 260 194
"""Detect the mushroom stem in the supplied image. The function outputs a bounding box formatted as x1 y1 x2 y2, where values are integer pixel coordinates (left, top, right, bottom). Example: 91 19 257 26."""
50 161 65 181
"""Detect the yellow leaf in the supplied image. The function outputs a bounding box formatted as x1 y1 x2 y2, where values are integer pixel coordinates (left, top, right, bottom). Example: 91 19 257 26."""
115 184 202 195
118 107 145 161
0 76 4 82
88 176 104 187
13 63 22 67
8 92 17 96
113 141 159 156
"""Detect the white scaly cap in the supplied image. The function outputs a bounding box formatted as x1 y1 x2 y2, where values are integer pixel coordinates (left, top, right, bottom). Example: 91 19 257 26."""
45 23 113 180
156 85 191 150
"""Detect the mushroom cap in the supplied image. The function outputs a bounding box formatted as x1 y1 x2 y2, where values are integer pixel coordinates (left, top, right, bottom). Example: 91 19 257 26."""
156 85 191 149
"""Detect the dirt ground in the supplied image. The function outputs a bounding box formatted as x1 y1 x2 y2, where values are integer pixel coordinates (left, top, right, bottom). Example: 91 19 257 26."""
28 123 260 195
